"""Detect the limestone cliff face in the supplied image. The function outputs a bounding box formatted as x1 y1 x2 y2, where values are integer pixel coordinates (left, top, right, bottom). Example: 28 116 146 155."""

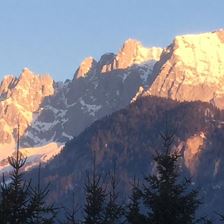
143 30 224 109
183 132 205 175
101 39 162 73
23 40 162 147
74 39 162 78
0 75 17 98
0 68 54 145
75 57 97 79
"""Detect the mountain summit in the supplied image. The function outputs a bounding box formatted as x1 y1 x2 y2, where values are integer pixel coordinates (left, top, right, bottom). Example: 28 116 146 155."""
75 39 162 77
0 69 54 162
142 30 224 109
75 57 97 79
101 39 162 72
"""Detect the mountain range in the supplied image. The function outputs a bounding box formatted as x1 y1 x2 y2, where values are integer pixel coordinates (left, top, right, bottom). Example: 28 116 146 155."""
0 39 162 172
1 29 224 219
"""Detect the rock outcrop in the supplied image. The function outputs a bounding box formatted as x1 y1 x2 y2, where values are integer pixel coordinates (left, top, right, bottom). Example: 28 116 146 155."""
143 30 224 109
101 39 162 73
75 57 97 79
0 68 54 150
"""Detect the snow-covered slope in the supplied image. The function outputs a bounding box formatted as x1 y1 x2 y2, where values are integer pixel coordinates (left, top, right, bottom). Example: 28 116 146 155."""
0 142 63 175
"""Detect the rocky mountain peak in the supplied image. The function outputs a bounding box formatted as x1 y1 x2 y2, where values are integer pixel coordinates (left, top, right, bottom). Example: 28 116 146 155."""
73 40 162 78
143 30 224 109
18 68 53 87
120 39 141 55
21 67 34 76
98 53 116 73
0 75 17 98
116 39 162 69
100 39 162 73
75 57 97 79
12 69 54 111
1 75 15 85
0 69 55 151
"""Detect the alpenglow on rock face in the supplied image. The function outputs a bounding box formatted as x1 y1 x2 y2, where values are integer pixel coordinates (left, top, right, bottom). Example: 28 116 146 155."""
75 57 97 79
0 39 162 172
0 68 54 162
100 39 162 73
142 30 224 109
2 30 224 218
3 30 224 174
22 39 162 147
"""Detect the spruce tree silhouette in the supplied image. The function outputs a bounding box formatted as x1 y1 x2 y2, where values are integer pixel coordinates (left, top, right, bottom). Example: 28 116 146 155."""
63 192 80 224
104 162 124 224
83 150 106 224
0 123 30 223
27 164 57 223
140 127 201 224
126 177 146 224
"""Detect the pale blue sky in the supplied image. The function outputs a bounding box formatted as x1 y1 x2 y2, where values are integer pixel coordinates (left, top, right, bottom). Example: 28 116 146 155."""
0 0 223 81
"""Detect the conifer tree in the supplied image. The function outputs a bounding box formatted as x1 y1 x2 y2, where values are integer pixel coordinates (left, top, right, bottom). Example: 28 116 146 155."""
141 128 201 224
83 150 106 224
126 178 145 224
0 124 31 223
63 192 80 224
27 164 57 223
104 163 124 224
